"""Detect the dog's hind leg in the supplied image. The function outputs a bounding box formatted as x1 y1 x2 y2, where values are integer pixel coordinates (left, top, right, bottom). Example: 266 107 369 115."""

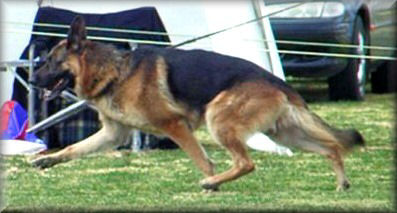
31 115 129 169
277 130 351 191
327 149 350 191
273 116 351 191
160 119 215 179
201 82 288 190
200 127 255 191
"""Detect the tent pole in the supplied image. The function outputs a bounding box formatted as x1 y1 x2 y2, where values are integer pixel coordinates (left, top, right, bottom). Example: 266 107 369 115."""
28 44 36 128
26 100 90 133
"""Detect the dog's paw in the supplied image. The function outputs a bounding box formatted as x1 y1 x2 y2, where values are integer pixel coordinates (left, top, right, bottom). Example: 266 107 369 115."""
336 180 350 192
31 156 59 169
200 179 219 192
201 189 218 193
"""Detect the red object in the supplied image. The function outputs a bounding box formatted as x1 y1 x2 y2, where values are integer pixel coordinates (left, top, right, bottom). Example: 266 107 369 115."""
0 101 29 140
0 101 15 132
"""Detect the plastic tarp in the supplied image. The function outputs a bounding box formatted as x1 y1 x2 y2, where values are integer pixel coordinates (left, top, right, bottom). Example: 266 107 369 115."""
0 101 46 155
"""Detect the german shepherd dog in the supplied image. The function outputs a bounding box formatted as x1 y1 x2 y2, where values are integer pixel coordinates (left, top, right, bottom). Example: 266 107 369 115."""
31 16 364 191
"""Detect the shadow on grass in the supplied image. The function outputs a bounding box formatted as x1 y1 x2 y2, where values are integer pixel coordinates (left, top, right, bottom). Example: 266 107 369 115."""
287 77 330 103
287 77 374 103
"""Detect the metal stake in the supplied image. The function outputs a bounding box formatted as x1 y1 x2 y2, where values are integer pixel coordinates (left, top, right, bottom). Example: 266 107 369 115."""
28 44 36 127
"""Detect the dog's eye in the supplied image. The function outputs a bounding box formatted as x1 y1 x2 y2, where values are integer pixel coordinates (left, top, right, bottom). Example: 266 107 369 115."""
54 60 64 66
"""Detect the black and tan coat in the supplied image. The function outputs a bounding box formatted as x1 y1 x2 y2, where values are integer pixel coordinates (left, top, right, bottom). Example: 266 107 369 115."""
31 16 364 191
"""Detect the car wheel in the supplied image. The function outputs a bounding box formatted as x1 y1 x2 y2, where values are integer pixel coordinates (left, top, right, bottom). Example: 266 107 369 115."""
328 16 368 101
371 61 396 93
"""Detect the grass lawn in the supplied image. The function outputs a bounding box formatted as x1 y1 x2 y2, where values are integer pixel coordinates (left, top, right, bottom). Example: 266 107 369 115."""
1 87 395 212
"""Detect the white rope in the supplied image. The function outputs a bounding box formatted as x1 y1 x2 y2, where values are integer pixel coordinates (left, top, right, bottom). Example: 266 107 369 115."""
4 21 397 51
243 38 397 51
3 29 172 46
259 48 396 61
3 21 192 38
171 2 309 48
2 29 396 61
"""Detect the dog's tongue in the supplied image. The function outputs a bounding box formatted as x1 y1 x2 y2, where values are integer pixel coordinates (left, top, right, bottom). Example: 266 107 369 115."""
43 90 52 99
43 78 68 101
44 89 61 101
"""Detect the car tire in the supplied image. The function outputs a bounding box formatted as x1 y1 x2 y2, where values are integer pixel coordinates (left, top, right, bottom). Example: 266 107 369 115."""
371 61 396 93
328 16 368 101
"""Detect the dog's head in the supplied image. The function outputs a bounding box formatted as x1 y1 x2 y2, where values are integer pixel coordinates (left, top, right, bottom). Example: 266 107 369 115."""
32 16 87 100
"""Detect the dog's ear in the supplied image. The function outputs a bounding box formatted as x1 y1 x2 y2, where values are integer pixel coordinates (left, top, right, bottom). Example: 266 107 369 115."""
67 16 86 52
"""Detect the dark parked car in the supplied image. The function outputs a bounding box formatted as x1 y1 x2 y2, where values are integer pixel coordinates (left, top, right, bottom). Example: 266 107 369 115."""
264 0 396 100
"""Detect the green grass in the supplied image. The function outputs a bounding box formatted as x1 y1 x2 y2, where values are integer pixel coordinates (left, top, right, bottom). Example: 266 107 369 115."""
1 91 395 212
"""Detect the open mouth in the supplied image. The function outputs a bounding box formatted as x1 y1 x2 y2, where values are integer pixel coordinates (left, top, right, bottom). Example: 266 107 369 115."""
42 74 72 101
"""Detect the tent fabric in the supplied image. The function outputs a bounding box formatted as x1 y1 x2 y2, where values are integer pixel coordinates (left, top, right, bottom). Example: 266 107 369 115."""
11 6 172 148
0 100 43 144
0 101 27 140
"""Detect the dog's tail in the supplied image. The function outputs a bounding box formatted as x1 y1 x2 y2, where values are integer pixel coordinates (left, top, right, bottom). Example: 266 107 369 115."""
276 102 365 154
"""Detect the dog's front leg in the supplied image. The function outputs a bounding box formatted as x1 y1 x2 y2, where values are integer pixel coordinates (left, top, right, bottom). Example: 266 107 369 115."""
31 123 125 169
